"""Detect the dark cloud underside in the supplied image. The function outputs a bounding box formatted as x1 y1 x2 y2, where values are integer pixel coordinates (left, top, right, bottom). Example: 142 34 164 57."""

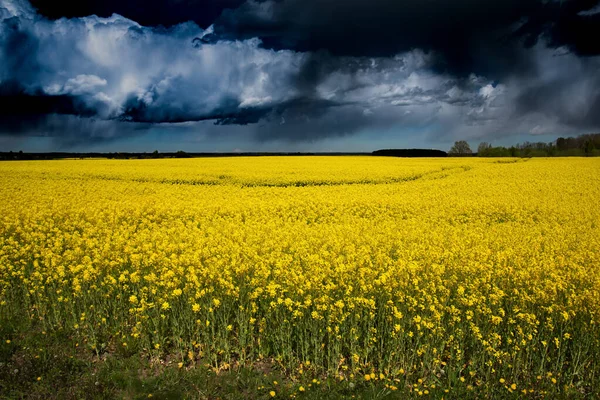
28 0 245 29
213 0 600 78
0 80 96 131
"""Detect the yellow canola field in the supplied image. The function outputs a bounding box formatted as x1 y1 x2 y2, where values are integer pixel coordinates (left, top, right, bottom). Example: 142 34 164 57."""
1 157 599 393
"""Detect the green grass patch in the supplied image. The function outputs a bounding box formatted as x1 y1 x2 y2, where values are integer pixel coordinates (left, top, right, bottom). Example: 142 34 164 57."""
1 319 595 399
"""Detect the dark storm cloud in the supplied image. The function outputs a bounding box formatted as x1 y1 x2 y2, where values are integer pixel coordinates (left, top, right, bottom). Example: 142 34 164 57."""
513 54 600 130
1 0 600 149
213 0 600 78
0 14 40 83
210 0 600 141
121 94 271 124
28 0 245 29
0 80 99 132
515 0 600 56
252 103 414 143
0 81 151 146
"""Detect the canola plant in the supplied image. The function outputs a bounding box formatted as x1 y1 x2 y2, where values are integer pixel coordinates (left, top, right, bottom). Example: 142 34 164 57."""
1 157 599 396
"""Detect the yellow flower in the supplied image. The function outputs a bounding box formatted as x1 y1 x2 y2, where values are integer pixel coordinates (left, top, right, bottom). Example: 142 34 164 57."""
269 391 276 397
1 156 599 394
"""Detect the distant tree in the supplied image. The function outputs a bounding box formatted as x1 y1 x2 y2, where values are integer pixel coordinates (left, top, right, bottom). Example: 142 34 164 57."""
584 139 594 156
449 140 472 156
477 142 492 156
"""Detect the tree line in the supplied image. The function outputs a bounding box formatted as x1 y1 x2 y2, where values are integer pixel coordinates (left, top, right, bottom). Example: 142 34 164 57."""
0 151 370 161
372 149 447 157
449 133 600 157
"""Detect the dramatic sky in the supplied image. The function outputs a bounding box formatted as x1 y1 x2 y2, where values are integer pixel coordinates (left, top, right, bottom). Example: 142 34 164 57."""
1 0 599 152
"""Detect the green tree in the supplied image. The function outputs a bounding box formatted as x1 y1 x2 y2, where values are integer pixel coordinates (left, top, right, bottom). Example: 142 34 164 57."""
449 140 473 156
477 142 491 156
584 140 594 156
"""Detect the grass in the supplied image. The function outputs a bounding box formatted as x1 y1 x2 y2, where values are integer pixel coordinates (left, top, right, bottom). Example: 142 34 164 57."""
0 317 402 400
2 317 594 399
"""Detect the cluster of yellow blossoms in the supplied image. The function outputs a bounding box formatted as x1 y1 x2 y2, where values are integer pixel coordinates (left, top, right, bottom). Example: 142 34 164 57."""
1 156 599 395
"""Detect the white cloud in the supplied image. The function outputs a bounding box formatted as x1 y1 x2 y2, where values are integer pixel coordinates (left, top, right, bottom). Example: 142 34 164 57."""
62 74 108 95
578 4 600 16
1 1 305 123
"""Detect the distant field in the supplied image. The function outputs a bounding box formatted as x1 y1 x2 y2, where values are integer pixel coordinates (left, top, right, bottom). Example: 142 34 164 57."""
1 157 599 398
